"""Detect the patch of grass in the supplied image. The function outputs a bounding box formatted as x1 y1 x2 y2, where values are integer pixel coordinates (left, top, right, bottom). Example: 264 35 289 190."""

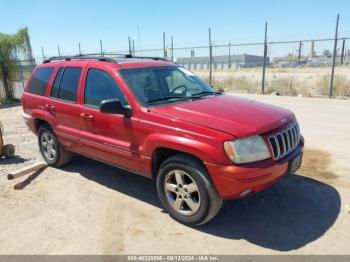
266 77 298 96
204 76 260 94
317 75 350 97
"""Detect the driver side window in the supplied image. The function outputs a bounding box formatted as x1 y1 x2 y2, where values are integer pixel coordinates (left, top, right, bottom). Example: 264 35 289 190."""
84 69 127 108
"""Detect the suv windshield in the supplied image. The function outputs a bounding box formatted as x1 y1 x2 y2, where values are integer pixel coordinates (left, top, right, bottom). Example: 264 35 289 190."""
119 66 219 106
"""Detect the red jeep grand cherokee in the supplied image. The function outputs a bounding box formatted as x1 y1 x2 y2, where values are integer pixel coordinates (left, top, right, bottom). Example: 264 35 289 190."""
22 55 304 226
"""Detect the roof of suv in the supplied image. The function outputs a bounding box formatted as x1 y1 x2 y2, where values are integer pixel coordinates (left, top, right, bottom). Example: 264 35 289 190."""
40 55 175 69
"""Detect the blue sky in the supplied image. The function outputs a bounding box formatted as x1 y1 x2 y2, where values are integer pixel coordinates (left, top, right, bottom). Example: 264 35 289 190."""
1 0 349 59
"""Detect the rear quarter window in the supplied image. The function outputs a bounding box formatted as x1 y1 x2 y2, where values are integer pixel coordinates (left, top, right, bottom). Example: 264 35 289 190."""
28 67 54 96
50 67 65 98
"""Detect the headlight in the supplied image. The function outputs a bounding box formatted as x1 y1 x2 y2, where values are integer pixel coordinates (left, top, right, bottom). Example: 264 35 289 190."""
224 135 271 164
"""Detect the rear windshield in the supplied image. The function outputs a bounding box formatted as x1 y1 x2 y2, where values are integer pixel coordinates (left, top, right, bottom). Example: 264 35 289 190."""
28 67 54 96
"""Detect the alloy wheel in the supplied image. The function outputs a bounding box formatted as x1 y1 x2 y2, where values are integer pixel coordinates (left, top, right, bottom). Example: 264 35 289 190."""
41 132 56 161
164 170 201 216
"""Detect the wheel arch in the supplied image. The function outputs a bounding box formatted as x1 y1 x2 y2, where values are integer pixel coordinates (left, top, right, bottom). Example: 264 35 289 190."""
151 147 207 180
34 118 51 133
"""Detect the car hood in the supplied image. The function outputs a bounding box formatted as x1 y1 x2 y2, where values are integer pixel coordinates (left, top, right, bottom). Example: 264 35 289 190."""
150 95 295 138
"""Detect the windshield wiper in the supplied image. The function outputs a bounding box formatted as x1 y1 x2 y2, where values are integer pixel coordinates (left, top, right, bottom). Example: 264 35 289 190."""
192 91 222 97
147 96 202 104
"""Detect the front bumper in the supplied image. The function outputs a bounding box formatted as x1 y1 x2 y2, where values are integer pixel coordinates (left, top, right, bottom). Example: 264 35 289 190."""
205 144 303 200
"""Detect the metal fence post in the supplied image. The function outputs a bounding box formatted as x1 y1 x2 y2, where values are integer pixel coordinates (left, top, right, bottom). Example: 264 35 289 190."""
340 39 345 65
298 41 302 62
163 32 166 58
228 40 231 69
128 36 132 55
262 22 268 94
329 14 339 98
100 40 103 56
41 47 45 61
171 36 174 62
209 27 213 85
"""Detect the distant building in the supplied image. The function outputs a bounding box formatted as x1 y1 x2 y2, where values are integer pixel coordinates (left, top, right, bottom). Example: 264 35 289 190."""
176 54 269 69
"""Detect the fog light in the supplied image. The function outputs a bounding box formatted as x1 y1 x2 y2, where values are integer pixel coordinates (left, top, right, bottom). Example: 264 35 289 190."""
240 188 252 197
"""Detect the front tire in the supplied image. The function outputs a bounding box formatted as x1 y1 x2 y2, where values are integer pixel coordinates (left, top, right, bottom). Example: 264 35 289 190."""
156 154 222 226
38 124 72 167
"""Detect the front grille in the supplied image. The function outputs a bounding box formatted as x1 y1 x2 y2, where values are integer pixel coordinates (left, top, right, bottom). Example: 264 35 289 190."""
268 123 300 160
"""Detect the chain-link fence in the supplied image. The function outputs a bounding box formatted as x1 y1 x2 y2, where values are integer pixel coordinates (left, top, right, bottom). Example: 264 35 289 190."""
31 27 350 100
0 59 35 100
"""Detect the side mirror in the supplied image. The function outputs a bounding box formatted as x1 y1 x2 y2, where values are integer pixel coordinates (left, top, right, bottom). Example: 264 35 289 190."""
99 99 132 118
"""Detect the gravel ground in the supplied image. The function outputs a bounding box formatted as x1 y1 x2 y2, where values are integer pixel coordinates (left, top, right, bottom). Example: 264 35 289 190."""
0 95 350 254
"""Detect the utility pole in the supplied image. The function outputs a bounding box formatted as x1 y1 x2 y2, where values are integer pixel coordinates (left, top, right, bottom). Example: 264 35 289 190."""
100 40 103 56
78 43 82 55
340 39 345 65
262 22 268 94
163 32 166 58
171 36 174 62
329 14 339 98
228 40 231 69
128 36 132 55
132 40 135 55
209 27 213 85
57 44 61 56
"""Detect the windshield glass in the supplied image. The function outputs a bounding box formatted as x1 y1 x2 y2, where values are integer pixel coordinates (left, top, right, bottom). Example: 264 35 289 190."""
119 66 217 106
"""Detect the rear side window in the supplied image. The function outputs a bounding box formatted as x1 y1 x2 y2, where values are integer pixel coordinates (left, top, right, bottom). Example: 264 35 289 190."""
51 67 82 102
28 67 54 96
84 69 127 107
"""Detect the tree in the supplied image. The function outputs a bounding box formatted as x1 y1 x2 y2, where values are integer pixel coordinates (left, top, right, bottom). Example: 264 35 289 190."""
323 49 332 58
0 28 32 100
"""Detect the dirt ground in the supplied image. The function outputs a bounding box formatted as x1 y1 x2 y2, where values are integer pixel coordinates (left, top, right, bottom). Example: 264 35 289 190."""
0 95 350 255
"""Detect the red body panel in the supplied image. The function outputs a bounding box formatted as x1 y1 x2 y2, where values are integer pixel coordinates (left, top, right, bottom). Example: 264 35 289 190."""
22 59 304 199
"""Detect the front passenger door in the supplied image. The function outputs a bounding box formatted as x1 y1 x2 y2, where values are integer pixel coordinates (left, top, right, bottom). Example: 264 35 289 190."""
78 68 139 172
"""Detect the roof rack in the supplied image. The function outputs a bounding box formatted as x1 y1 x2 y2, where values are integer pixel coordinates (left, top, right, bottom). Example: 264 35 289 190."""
94 53 168 61
43 55 116 63
43 54 169 64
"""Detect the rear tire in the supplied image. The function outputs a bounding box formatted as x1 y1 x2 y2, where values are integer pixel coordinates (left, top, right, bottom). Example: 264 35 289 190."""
156 154 222 226
38 124 72 167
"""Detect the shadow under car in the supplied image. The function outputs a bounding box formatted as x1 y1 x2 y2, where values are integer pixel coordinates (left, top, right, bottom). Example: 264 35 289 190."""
63 156 341 251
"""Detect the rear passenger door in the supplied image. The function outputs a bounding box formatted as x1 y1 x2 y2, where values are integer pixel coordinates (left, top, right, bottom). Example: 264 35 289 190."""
78 67 139 172
45 66 82 150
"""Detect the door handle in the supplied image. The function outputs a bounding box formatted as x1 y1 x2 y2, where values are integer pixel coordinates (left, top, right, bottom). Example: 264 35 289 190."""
45 104 55 111
80 113 94 120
